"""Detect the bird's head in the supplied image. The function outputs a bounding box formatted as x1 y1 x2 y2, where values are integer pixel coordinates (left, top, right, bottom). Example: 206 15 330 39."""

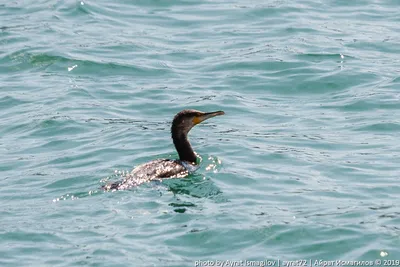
171 109 225 137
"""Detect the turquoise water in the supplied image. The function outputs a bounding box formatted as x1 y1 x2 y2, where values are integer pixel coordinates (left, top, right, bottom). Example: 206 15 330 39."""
1 0 400 266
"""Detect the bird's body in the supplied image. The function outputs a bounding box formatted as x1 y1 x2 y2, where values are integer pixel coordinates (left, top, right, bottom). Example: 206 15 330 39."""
103 159 192 191
103 109 224 191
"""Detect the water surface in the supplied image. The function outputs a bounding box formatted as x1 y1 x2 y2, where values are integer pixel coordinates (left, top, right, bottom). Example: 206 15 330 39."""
1 0 400 266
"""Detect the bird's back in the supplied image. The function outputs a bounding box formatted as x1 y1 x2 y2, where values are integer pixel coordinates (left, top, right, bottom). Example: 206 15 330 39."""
131 159 189 180
103 159 190 191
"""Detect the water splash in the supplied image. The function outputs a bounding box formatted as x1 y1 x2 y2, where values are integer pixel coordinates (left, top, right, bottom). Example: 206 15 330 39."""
205 156 222 173
68 64 77 71
52 191 96 202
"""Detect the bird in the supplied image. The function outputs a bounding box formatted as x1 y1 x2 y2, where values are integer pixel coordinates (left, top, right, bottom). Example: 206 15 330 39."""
103 109 225 191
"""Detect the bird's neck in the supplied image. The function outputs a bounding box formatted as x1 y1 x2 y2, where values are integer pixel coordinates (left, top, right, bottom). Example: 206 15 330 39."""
172 132 197 163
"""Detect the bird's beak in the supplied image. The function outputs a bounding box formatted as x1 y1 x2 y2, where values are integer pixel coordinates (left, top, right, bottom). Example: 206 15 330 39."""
193 110 225 125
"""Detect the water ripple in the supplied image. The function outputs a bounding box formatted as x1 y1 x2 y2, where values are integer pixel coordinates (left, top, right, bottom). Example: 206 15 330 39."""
1 0 400 266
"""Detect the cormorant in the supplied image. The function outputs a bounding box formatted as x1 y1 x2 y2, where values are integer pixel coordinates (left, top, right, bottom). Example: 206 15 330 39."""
103 109 225 191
